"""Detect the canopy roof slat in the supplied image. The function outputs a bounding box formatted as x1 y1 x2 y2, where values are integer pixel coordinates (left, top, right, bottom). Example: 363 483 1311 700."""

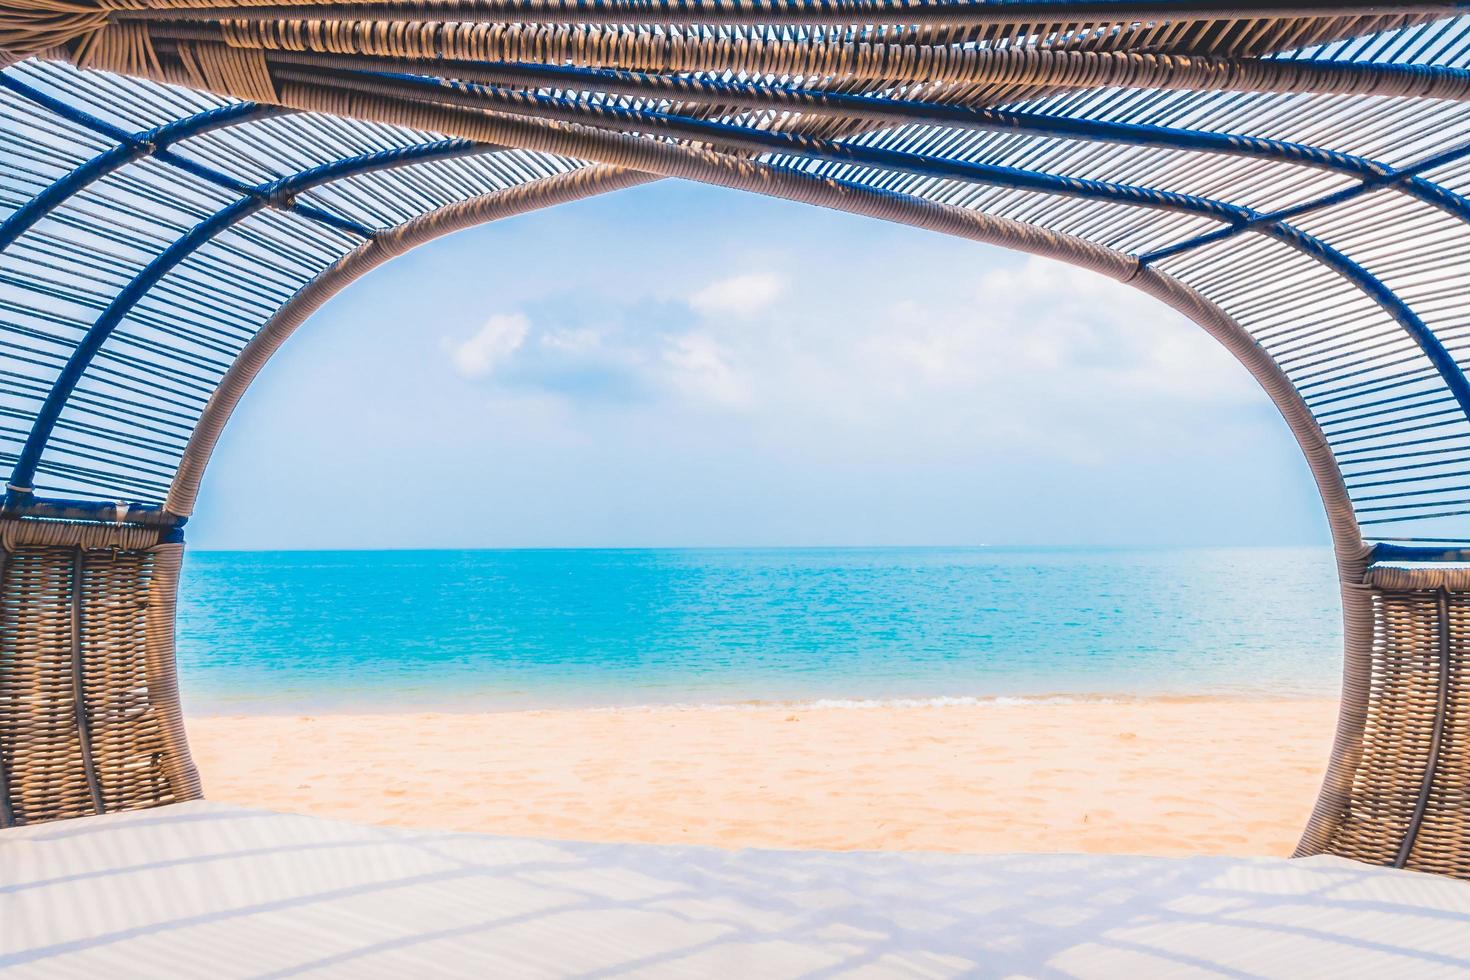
0 0 1467 546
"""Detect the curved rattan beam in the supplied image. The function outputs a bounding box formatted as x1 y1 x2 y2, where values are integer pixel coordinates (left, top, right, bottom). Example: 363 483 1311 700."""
270 52 1470 246
101 1 1459 28
40 0 1421 79
3 137 501 502
264 52 1447 187
167 25 1470 99
290 69 1470 429
143 540 201 803
304 68 1257 221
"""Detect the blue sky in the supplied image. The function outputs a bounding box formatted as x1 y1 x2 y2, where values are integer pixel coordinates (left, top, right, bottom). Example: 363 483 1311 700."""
187 179 1330 550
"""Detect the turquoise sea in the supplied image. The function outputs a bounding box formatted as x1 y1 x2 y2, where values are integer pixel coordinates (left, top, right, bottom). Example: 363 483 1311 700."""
175 547 1344 713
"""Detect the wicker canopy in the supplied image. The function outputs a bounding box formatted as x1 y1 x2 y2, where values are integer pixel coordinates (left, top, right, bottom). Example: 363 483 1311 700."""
0 0 1468 878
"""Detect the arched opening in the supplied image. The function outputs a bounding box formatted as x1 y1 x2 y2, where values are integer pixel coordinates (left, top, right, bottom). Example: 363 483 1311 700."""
171 181 1348 856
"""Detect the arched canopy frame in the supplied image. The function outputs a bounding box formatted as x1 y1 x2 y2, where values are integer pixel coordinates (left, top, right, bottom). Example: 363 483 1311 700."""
1 5 1469 548
1 0 1469 876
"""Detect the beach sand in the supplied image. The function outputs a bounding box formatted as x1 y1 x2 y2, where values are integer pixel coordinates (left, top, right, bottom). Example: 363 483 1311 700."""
188 698 1338 857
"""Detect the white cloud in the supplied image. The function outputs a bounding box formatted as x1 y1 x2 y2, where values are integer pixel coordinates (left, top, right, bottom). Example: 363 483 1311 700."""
442 257 1256 453
539 326 603 355
664 333 750 408
449 313 529 379
855 258 1256 404
688 272 785 318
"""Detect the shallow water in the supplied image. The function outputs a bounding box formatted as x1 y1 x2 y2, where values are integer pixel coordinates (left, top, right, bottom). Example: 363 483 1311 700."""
176 546 1343 712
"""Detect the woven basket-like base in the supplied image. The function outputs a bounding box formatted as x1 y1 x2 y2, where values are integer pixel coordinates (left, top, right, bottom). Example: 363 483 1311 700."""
1322 566 1470 879
0 519 198 827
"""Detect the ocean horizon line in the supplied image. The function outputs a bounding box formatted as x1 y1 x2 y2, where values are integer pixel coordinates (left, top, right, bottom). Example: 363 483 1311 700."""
185 542 1336 555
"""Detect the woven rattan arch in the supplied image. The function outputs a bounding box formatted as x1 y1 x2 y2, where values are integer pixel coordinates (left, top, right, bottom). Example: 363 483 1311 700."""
0 1 1468 879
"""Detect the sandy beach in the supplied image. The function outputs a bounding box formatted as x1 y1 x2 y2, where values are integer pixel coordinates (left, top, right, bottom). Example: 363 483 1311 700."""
188 697 1339 857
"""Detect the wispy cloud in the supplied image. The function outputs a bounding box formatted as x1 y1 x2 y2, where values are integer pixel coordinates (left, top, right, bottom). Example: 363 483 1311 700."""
664 333 750 408
447 309 663 404
856 258 1256 405
688 272 785 317
448 313 529 379
445 258 1253 442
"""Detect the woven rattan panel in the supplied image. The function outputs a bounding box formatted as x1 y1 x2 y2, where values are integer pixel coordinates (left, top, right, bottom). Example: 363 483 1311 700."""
1405 590 1470 877
1326 571 1470 879
0 543 175 825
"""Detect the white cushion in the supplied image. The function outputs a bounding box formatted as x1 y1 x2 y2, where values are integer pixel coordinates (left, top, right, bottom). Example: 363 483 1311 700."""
3 801 1468 978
